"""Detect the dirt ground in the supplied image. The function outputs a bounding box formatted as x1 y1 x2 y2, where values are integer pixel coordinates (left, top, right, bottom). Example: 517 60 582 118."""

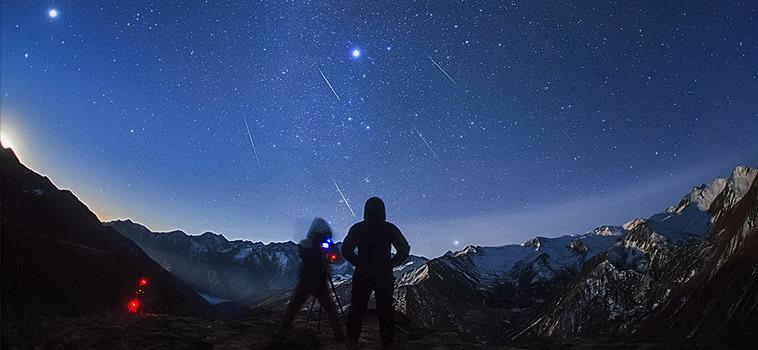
1 312 747 350
2 311 511 350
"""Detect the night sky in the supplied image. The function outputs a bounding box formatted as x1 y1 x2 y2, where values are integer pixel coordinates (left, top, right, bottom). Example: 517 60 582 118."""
2 1 757 257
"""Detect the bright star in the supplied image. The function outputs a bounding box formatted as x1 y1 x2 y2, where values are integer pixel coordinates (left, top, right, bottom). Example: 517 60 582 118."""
351 49 361 58
48 9 58 18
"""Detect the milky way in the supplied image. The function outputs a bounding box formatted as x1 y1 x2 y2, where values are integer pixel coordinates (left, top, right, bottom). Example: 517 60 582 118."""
1 1 757 256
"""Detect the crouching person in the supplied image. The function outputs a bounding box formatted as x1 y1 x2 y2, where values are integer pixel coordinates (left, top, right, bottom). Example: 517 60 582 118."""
278 218 345 343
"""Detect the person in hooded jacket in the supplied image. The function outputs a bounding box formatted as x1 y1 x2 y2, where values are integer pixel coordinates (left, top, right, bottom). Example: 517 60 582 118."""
278 218 345 343
342 197 410 349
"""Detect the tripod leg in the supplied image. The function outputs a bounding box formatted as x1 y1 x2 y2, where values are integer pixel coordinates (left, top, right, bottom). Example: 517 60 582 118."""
305 296 316 329
329 273 345 318
317 304 323 330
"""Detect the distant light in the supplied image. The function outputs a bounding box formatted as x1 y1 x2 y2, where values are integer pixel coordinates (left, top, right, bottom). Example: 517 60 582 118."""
48 9 58 18
351 49 361 58
321 242 330 249
139 278 148 287
453 240 460 246
128 299 140 313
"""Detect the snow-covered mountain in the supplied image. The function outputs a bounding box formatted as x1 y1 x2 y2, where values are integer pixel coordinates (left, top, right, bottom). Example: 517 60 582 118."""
395 165 758 340
105 165 757 339
107 220 302 301
518 165 758 339
106 220 428 303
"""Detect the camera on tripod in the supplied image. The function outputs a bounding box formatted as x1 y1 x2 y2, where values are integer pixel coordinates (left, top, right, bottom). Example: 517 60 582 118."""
318 236 341 264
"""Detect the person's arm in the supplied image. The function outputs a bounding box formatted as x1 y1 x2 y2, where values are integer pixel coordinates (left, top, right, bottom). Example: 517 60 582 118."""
341 226 359 266
389 225 410 267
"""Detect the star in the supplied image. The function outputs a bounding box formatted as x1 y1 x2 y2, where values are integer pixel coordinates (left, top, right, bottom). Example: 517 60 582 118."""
48 9 58 18
351 49 361 58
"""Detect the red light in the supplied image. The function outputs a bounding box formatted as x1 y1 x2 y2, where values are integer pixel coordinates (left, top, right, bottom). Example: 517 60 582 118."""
139 278 148 287
128 298 140 313
329 254 337 262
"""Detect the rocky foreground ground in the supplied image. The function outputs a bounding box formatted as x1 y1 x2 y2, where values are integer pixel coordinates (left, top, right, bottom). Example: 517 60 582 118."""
2 311 747 350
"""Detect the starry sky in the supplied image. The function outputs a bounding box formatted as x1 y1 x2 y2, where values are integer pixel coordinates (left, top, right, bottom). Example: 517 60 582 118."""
2 1 757 257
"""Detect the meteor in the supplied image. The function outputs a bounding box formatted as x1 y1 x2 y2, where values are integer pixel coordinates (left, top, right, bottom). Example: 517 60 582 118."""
428 56 458 86
413 127 443 165
243 117 261 167
331 178 356 217
560 128 579 149
317 67 341 101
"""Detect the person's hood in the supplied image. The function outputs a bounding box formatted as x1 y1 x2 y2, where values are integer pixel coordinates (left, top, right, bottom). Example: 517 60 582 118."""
363 197 386 221
301 217 333 248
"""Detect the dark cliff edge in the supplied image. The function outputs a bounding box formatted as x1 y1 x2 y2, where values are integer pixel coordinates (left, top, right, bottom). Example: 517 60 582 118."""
1 148 212 323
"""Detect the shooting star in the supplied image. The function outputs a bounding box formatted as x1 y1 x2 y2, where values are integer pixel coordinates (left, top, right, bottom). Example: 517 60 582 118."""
331 178 356 217
413 127 443 165
317 67 341 101
560 128 579 149
242 116 261 167
428 56 458 86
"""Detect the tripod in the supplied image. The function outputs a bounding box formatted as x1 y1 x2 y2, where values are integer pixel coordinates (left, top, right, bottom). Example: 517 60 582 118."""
304 267 345 329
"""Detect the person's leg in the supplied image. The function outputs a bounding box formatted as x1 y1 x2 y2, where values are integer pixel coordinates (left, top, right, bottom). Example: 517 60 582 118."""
278 284 310 337
314 283 345 342
346 275 371 344
374 274 395 346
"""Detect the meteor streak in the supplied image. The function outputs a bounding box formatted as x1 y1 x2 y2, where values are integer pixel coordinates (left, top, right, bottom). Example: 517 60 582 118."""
560 128 578 149
243 117 261 167
428 56 458 86
331 178 356 217
317 67 341 101
413 127 443 165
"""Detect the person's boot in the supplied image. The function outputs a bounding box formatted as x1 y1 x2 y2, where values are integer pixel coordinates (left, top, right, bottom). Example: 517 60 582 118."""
334 331 346 344
346 340 360 350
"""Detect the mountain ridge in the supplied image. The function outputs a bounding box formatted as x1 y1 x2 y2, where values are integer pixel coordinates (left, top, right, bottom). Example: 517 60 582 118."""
105 219 429 304
394 164 758 341
0 148 212 320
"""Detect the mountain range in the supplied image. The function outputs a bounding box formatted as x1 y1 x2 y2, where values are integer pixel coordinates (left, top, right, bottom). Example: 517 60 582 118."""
105 219 428 307
395 165 758 341
2 144 756 344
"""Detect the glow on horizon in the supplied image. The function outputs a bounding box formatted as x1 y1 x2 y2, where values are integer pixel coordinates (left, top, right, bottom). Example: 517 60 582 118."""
0 130 15 150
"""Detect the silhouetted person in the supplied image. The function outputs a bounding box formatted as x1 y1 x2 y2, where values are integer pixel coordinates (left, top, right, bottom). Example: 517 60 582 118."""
279 218 345 343
342 197 410 349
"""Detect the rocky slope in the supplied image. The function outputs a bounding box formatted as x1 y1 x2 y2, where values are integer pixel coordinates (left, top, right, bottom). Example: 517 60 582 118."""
393 226 624 337
0 148 212 321
517 166 758 339
395 165 758 341
106 220 303 301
